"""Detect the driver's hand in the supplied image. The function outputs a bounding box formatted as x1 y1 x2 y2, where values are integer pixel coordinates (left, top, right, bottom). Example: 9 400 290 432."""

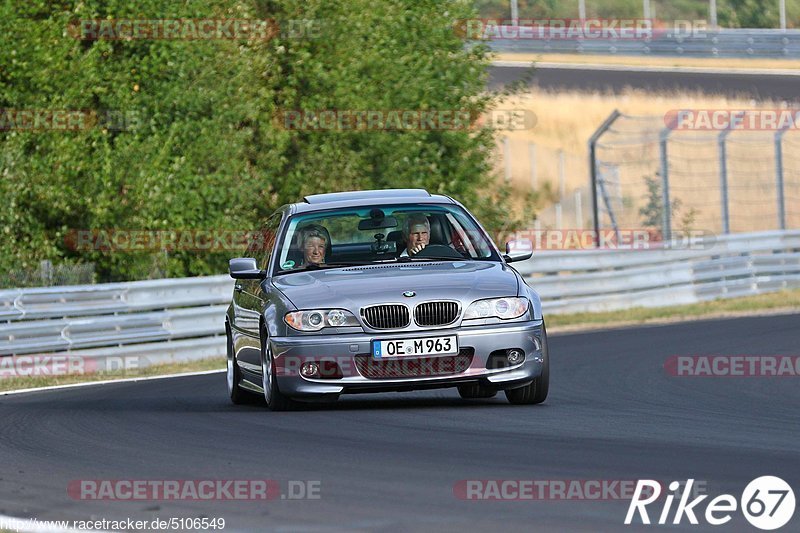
409 242 427 255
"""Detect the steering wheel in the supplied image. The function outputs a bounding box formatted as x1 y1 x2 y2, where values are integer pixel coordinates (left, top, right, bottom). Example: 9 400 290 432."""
411 244 465 259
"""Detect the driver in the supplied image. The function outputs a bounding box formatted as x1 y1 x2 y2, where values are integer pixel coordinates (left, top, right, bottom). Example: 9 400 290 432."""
400 214 430 257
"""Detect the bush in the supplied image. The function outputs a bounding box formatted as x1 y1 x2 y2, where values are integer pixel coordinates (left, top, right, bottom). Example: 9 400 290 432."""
1 0 527 282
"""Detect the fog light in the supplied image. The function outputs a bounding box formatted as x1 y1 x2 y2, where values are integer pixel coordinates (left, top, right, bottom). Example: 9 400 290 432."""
507 349 524 365
300 362 320 377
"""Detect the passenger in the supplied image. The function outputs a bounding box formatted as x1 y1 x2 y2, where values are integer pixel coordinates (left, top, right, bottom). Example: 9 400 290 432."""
298 224 330 265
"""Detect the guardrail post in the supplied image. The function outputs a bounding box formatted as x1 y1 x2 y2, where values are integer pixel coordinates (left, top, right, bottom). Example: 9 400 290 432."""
659 127 673 244
589 110 622 247
775 127 788 230
718 129 731 235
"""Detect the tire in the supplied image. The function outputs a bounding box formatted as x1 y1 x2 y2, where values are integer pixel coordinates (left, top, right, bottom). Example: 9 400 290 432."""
505 322 550 405
458 383 497 399
260 326 294 411
227 327 254 405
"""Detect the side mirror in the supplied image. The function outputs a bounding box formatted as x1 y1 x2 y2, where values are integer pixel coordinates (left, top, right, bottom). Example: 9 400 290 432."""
503 240 533 263
229 258 266 279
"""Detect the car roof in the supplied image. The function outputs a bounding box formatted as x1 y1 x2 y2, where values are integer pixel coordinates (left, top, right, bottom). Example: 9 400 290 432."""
288 189 455 214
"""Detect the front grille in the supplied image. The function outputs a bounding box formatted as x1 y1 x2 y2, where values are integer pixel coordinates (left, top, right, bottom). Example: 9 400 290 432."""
414 301 459 326
355 349 474 379
361 304 410 330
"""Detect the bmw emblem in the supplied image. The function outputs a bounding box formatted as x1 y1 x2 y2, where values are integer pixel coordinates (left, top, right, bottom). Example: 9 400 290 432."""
403 291 416 298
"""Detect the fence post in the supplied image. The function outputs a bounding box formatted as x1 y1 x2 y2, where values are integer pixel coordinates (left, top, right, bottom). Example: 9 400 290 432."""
710 0 718 29
775 128 788 230
718 130 731 235
659 127 672 243
575 189 583 228
40 260 53 286
780 0 787 31
503 136 511 183
555 203 563 230
588 110 622 247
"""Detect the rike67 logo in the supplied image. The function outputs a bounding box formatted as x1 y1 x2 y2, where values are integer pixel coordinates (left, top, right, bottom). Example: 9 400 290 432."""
626 477 795 530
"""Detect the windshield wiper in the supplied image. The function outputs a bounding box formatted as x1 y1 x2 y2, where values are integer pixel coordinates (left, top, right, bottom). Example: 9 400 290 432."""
396 256 471 262
274 261 375 275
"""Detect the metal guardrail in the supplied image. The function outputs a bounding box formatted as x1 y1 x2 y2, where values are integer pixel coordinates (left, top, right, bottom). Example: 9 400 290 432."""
515 230 800 313
487 28 800 58
0 276 233 364
0 230 798 369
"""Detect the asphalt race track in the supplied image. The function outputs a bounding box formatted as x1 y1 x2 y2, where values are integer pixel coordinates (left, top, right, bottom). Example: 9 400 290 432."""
488 65 800 102
1 314 798 532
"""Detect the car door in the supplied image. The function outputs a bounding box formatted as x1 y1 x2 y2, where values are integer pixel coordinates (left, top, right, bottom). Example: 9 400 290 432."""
234 212 283 370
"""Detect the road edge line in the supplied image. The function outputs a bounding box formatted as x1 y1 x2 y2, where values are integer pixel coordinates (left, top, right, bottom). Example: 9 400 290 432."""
491 60 800 76
0 369 225 397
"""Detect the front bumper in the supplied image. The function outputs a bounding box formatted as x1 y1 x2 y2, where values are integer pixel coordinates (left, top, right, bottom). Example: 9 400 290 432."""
269 320 545 398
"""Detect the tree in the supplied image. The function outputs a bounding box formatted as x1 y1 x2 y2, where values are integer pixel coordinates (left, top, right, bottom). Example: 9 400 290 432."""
1 0 530 283
639 173 681 230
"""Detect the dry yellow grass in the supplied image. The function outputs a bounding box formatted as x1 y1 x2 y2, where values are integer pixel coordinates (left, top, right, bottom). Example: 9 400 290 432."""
495 52 800 71
490 88 800 231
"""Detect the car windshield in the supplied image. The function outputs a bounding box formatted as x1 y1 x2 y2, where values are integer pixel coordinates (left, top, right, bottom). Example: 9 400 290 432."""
273 203 499 274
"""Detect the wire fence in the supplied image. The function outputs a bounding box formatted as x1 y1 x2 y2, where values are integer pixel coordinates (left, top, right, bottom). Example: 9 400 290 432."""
497 138 591 229
0 261 95 289
591 112 800 236
499 113 800 237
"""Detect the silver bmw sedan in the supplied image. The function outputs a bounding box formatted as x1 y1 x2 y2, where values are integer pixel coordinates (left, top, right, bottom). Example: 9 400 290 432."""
226 189 548 410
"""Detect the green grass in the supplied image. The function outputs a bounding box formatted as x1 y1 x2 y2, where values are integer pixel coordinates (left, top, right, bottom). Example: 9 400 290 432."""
0 357 225 393
548 288 800 330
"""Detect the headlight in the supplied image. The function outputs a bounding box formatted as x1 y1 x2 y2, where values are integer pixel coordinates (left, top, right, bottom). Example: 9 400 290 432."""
284 309 360 331
463 297 529 320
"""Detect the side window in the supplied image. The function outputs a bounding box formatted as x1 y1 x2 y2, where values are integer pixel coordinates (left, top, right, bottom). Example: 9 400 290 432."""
258 212 282 270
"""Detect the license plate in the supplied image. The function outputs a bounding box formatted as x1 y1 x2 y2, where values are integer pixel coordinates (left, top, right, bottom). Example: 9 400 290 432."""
372 335 458 358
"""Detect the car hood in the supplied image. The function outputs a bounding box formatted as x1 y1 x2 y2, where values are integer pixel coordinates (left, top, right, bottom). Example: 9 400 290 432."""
271 261 519 311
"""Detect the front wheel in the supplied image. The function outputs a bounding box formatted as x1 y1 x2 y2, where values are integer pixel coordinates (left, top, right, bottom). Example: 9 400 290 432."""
261 327 295 411
227 328 255 404
505 322 549 405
